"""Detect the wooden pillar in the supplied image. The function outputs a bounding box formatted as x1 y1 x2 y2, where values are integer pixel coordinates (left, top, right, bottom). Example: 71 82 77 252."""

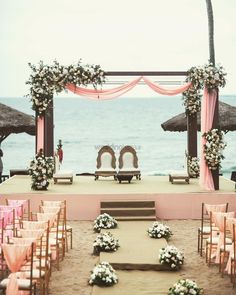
187 114 198 158
211 89 219 190
44 101 54 157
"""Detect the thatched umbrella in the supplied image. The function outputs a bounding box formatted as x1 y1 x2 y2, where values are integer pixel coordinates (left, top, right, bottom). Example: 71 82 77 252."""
0 102 35 143
161 101 236 133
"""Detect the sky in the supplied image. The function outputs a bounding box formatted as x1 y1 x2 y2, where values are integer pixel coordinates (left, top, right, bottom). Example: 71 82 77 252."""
0 0 236 97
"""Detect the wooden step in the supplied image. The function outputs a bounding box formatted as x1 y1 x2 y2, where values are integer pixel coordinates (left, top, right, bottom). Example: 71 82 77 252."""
101 200 155 208
114 216 156 221
101 208 156 217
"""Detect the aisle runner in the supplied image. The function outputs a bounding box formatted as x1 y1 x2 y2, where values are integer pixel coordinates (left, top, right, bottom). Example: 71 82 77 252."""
93 270 183 295
93 221 184 294
100 221 167 270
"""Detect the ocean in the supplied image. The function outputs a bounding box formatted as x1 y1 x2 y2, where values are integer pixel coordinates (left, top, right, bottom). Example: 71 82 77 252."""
0 95 236 179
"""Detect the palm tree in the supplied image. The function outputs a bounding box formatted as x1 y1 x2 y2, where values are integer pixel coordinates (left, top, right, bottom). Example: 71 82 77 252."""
205 0 215 65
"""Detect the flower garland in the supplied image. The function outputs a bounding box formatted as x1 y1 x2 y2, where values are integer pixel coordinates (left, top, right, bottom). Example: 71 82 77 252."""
147 221 172 241
89 262 118 286
93 232 120 255
26 60 105 116
186 63 226 90
168 279 203 295
28 153 54 190
188 156 200 178
93 213 118 233
184 63 226 116
202 129 226 170
159 245 184 270
182 87 201 116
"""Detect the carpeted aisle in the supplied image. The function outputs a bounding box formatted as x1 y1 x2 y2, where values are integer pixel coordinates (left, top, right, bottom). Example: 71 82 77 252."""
92 221 183 295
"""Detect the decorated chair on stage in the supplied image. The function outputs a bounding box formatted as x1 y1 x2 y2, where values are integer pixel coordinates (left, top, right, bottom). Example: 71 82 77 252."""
53 154 73 184
117 145 141 183
94 146 117 180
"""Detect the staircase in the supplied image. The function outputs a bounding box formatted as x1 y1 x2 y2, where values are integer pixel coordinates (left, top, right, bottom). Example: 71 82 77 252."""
100 200 156 221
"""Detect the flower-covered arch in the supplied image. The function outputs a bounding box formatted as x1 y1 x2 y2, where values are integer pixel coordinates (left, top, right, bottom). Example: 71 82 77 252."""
26 60 226 191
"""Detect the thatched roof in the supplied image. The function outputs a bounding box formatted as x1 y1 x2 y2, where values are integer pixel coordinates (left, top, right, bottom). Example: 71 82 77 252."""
0 102 35 143
161 101 236 132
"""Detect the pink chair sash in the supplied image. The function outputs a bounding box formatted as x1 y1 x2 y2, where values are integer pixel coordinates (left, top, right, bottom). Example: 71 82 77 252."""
22 221 47 230
205 204 227 215
20 229 43 239
212 212 235 263
1 243 30 295
41 206 60 214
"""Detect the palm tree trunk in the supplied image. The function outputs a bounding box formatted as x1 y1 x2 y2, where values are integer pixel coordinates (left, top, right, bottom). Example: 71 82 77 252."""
206 0 215 65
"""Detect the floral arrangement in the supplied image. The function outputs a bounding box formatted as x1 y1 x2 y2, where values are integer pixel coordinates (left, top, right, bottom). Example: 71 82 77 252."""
26 60 105 115
93 232 120 255
28 152 54 190
147 221 172 240
202 128 226 170
188 156 200 178
89 261 118 286
168 279 203 295
159 245 184 270
182 87 201 115
186 63 226 90
93 213 118 232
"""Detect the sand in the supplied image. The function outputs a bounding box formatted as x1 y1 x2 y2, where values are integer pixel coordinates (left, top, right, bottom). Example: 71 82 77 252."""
48 220 235 295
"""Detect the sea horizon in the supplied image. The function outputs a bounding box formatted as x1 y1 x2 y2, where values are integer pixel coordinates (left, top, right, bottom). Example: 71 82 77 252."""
0 95 236 179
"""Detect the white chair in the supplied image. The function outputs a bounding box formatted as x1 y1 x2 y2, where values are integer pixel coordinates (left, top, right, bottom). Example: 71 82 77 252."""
168 152 189 184
117 146 141 182
94 146 117 180
53 154 73 184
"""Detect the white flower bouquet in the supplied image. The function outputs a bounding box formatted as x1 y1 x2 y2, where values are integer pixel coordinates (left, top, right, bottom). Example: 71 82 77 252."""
159 245 184 270
147 222 172 240
93 232 120 255
89 261 118 286
93 213 118 232
182 87 201 115
186 63 226 91
188 156 200 178
28 153 54 190
168 279 203 295
203 63 226 90
203 128 226 170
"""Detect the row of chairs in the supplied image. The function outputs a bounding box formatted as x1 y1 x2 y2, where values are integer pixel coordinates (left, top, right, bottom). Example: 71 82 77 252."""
198 203 236 287
95 145 141 180
0 199 73 295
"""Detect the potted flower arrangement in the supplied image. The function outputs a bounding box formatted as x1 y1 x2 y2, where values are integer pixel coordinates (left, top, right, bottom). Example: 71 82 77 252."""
147 221 172 241
159 245 184 270
203 128 226 170
168 279 203 295
93 213 118 233
188 156 200 178
89 261 118 287
28 150 54 190
93 232 120 255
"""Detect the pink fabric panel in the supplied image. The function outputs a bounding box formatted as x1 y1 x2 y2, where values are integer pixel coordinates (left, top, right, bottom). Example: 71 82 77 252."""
6 273 18 295
200 88 217 191
2 244 29 272
142 77 192 95
37 116 44 152
65 77 142 100
205 203 228 215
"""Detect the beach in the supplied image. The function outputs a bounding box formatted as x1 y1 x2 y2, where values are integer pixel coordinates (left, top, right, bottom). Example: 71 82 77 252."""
49 220 235 295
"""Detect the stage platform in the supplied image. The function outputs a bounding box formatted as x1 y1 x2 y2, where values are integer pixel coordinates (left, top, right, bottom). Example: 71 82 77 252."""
0 175 235 220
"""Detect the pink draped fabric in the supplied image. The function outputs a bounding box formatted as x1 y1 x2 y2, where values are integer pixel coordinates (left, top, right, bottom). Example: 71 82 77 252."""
37 116 44 152
65 77 192 99
200 88 217 191
142 77 192 95
65 77 142 100
1 244 30 295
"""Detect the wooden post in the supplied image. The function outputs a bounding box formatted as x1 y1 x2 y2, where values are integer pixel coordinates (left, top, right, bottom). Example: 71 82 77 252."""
211 88 219 190
187 114 198 159
44 101 54 157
